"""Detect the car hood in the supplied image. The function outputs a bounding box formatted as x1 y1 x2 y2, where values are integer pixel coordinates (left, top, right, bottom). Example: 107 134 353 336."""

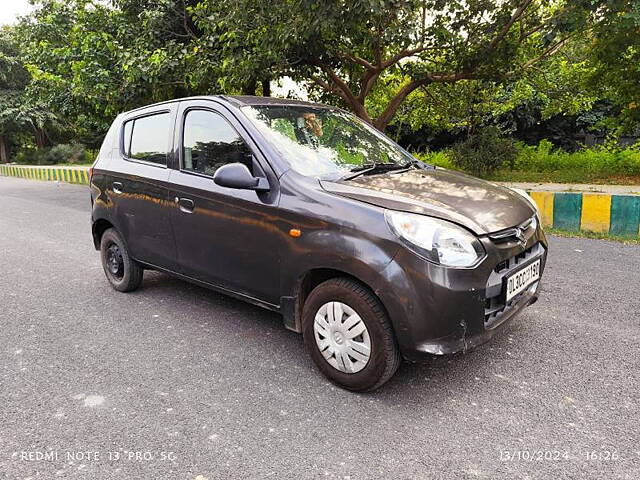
320 167 535 235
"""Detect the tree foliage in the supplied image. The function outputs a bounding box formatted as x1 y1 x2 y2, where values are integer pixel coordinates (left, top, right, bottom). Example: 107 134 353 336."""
193 0 602 130
0 0 638 162
0 25 57 159
588 0 640 128
18 0 223 146
0 25 29 159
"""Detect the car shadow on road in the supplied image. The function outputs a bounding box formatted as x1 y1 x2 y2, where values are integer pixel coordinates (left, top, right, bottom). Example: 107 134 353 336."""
139 270 520 401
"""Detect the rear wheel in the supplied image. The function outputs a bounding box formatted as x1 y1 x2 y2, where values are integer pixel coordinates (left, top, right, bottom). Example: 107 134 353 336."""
302 278 401 392
100 228 143 292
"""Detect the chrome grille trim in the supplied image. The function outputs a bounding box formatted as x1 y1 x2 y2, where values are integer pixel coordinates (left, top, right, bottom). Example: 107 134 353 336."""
488 216 537 243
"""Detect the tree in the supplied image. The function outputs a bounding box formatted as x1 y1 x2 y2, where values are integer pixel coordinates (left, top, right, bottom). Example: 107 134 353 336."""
377 43 600 147
12 0 636 153
193 0 599 131
17 0 115 146
19 0 223 147
0 26 30 162
588 0 640 129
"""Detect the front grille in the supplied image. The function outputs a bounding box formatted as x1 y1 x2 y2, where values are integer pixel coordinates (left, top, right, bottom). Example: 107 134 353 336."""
494 260 509 273
484 283 537 328
488 215 538 244
483 242 544 328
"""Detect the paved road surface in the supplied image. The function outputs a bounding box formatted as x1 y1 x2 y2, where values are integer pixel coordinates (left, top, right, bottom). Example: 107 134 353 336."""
0 176 638 479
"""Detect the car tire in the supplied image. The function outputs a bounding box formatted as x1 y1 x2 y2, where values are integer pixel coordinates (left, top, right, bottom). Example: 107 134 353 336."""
100 228 143 292
302 277 401 392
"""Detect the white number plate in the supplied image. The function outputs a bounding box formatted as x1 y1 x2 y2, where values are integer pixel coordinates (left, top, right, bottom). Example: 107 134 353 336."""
506 259 541 301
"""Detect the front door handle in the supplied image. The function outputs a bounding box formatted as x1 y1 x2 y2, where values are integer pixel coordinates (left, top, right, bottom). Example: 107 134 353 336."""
175 197 195 213
112 182 124 194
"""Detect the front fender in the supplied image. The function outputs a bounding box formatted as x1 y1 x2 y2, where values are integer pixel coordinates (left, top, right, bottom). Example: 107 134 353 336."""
279 225 401 332
283 229 400 294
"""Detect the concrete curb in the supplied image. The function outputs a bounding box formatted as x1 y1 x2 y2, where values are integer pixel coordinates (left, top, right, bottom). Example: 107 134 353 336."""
0 164 89 185
529 191 640 236
499 181 640 196
1 164 638 236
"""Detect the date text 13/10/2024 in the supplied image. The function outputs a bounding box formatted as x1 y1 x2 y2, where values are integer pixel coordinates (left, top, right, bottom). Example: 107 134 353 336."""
499 450 620 462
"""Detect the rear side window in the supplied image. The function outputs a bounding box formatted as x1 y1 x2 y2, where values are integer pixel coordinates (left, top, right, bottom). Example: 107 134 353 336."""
122 112 170 166
182 109 253 176
95 116 120 162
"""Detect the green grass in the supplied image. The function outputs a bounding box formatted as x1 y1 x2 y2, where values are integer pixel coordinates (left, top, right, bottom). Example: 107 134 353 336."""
546 228 640 244
12 161 92 167
487 169 640 185
52 162 93 166
414 141 640 185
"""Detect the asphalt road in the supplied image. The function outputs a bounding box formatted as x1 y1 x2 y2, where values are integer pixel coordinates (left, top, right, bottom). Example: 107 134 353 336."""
0 176 638 480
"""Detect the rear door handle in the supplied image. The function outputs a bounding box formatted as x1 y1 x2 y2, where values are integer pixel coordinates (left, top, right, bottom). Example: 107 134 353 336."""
112 182 124 194
175 197 195 213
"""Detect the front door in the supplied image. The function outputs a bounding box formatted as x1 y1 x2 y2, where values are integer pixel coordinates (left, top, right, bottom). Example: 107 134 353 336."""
168 102 281 305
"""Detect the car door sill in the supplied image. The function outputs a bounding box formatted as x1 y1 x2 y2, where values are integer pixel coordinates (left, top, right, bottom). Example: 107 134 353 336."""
137 260 280 312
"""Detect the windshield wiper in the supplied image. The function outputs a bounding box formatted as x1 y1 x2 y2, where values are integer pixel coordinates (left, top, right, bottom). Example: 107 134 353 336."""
341 162 410 181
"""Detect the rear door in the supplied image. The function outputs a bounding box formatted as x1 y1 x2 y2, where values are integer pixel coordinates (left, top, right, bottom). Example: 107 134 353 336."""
108 106 177 269
167 100 281 304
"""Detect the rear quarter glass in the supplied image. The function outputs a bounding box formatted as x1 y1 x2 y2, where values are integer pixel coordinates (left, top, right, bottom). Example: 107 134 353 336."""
94 114 122 170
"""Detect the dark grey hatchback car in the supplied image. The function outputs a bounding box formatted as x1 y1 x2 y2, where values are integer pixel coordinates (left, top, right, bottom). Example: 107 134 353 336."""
90 95 547 391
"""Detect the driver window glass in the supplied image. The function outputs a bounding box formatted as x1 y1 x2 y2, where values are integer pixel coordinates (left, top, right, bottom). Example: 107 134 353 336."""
182 110 253 176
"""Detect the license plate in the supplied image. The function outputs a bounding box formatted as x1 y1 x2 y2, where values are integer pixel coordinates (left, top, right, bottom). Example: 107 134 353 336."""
505 259 541 301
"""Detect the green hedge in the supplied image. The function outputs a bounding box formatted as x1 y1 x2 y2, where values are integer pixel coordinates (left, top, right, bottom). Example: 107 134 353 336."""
414 141 640 181
514 140 640 175
14 143 97 166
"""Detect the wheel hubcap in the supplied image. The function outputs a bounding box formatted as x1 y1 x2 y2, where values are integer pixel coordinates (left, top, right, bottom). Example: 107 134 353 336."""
106 243 124 280
313 301 371 374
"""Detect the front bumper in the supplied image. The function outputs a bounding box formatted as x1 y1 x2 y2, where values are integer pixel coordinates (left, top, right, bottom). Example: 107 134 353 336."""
413 280 540 355
376 224 548 362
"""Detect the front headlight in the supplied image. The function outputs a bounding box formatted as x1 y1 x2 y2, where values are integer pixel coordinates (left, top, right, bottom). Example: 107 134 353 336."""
385 210 485 268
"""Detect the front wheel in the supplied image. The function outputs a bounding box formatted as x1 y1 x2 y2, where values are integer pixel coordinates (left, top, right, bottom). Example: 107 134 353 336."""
302 278 401 392
100 228 143 292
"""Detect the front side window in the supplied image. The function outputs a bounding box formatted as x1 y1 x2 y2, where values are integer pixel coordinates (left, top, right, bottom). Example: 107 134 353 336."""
182 110 253 176
241 105 414 180
123 112 170 166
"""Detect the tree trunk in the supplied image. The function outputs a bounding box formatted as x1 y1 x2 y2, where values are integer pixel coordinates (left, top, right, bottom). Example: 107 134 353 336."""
373 79 431 132
242 79 257 95
261 79 271 97
0 134 9 163
34 127 49 149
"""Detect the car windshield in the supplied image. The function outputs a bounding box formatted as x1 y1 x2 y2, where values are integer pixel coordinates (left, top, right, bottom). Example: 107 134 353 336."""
241 105 414 180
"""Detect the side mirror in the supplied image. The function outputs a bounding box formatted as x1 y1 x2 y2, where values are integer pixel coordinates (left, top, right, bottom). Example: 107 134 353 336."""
213 163 269 191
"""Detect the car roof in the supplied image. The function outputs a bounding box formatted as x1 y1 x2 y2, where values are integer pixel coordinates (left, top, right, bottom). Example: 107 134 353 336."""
123 95 329 116
221 95 329 108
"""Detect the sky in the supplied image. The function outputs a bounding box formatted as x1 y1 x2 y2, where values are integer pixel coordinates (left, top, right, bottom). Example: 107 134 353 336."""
0 0 34 25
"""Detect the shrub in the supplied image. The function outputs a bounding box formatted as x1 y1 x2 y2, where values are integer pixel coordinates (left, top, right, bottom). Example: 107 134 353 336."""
450 127 517 176
46 143 89 164
412 150 454 169
14 143 90 165
85 148 99 164
15 148 48 165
